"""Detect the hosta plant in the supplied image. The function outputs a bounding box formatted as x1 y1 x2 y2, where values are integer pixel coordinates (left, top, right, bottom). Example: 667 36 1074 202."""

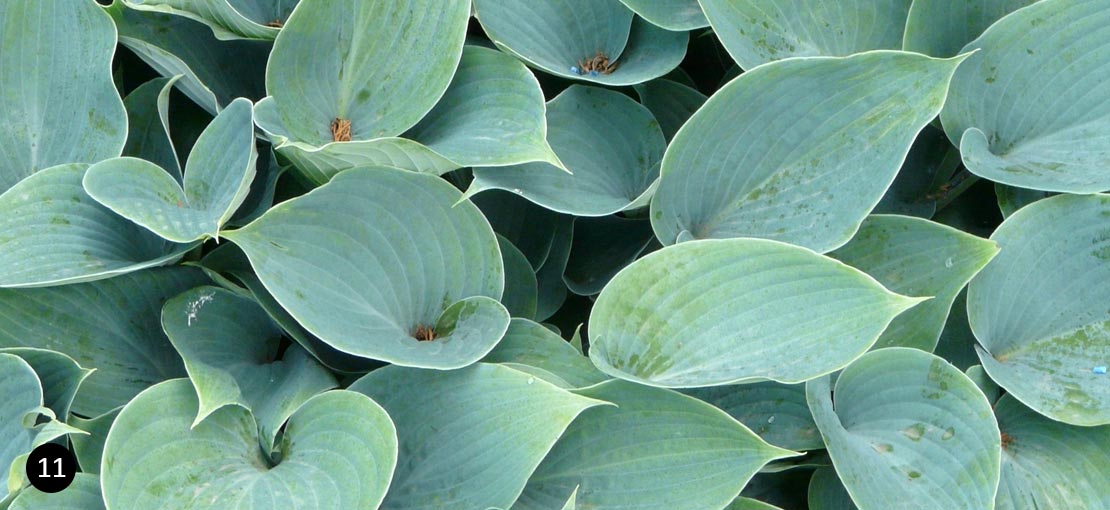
0 0 1108 509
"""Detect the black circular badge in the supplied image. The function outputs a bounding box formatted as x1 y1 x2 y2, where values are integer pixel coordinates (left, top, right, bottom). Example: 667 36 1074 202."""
25 442 77 493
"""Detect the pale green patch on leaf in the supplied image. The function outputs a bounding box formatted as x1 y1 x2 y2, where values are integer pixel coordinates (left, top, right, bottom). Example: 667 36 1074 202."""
806 348 1001 510
941 0 1110 193
588 238 924 388
512 379 797 510
225 167 509 369
84 98 257 243
651 51 966 252
349 363 605 510
102 380 397 510
699 0 912 69
968 193 1110 426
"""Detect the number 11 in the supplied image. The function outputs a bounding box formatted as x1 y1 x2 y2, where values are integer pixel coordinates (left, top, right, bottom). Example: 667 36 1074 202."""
38 458 64 478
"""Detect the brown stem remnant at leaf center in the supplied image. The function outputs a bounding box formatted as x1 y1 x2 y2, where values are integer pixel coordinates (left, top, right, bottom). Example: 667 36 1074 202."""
330 118 351 142
1000 431 1013 450
413 325 436 342
265 19 284 28
578 51 618 75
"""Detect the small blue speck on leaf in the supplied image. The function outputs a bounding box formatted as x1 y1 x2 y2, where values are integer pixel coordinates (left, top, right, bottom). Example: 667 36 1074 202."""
589 70 599 77
570 66 580 74
1094 366 1108 375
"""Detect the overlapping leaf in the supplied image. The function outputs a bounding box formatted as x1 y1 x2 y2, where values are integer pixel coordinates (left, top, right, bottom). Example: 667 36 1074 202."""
469 85 666 216
902 0 1037 57
0 354 42 502
617 0 708 31
481 319 607 388
0 348 92 421
162 286 336 446
994 394 1110 510
107 0 270 114
588 238 924 387
0 164 188 287
101 380 396 510
119 0 296 40
0 0 127 193
830 215 999 352
699 0 912 69
0 267 208 416
226 167 509 369
349 363 605 510
512 380 797 510
968 193 1110 426
85 98 257 242
474 0 687 85
941 0 1110 193
685 382 821 451
651 51 966 252
9 473 105 510
121 77 182 179
806 348 1001 510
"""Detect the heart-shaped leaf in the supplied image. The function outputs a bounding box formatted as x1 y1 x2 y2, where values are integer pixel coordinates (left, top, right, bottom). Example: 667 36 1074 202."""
902 0 1036 57
482 318 608 388
994 394 1110 510
225 166 509 369
651 51 966 252
107 1 270 114
0 267 208 416
266 0 469 146
85 98 257 242
806 348 1001 510
101 380 397 510
122 76 182 179
699 0 912 69
588 238 924 388
617 0 708 31
0 164 189 287
258 45 563 184
474 0 687 85
348 363 606 510
967 193 1110 426
469 85 666 217
0 0 126 192
830 215 999 352
941 0 1110 193
685 382 821 451
162 286 337 446
119 0 295 40
512 379 797 510
0 354 42 501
